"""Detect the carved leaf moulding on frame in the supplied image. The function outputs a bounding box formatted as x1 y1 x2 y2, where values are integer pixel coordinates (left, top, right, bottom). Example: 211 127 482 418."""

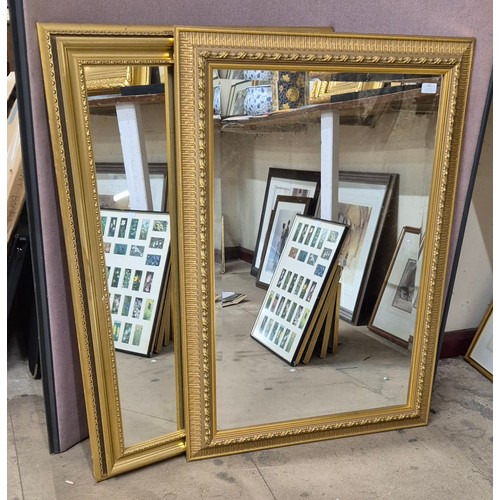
39 31 108 478
177 29 473 454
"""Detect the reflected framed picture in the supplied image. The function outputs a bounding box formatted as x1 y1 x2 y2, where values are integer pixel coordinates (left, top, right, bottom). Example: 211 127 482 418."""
251 167 321 277
256 195 313 289
96 163 167 212
367 226 420 347
465 304 493 381
101 209 171 356
251 215 348 365
226 80 254 117
320 171 397 324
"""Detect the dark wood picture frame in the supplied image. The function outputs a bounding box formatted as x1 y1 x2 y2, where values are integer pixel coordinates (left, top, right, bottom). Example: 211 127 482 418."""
251 167 321 277
256 195 313 289
318 171 398 325
367 226 421 348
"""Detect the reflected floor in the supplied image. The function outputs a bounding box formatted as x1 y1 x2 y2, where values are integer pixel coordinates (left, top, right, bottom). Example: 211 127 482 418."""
116 343 178 447
215 260 412 430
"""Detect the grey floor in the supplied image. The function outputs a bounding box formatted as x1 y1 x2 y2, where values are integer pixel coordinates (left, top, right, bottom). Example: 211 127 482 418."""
8 338 493 499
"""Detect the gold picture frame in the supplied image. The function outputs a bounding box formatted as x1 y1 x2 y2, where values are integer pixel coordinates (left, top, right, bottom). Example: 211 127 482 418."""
37 23 184 481
174 27 474 461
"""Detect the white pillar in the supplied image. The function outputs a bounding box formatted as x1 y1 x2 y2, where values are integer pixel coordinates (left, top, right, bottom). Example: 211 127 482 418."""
115 102 153 211
320 110 340 221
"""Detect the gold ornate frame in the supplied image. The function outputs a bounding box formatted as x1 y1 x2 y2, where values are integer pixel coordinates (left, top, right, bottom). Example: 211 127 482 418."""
174 27 474 460
37 24 184 481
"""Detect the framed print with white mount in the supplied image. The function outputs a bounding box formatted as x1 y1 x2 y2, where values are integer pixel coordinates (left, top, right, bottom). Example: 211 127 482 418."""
256 195 313 289
251 167 321 277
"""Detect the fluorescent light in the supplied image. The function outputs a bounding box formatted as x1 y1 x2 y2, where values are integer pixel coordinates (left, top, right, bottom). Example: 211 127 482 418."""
113 190 129 202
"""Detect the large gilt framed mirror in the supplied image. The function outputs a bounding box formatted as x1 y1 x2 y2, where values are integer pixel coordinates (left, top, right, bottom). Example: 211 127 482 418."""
37 24 184 480
175 27 473 460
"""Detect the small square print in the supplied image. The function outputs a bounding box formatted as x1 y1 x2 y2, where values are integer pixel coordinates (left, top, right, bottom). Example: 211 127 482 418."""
298 250 308 262
132 297 143 319
101 216 107 234
132 270 143 291
276 297 286 316
139 220 150 240
143 299 155 321
292 222 303 242
149 237 165 249
153 220 168 232
130 245 145 258
112 321 121 341
118 218 128 238
145 254 161 266
108 217 117 237
314 264 326 277
128 218 139 239
287 302 298 323
328 230 339 243
122 323 132 344
121 295 132 316
321 247 333 260
114 243 128 255
111 268 121 288
299 308 311 329
292 305 303 326
132 325 143 346
307 253 318 266
288 247 298 259
259 316 269 334
122 268 132 288
104 242 111 254
111 294 121 314
143 271 154 293
285 331 297 352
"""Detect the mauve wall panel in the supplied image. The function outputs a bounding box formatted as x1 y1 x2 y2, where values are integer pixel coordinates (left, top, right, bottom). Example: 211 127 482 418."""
23 0 492 452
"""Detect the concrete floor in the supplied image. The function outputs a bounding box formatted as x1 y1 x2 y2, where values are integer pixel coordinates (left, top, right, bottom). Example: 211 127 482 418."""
8 336 493 499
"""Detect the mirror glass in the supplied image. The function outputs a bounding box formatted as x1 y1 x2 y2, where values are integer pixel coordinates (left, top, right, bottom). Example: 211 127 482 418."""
212 69 438 429
86 64 178 446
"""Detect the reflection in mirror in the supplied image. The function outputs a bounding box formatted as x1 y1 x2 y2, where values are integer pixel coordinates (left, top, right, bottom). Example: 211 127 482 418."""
213 69 439 429
87 64 178 446
37 25 184 480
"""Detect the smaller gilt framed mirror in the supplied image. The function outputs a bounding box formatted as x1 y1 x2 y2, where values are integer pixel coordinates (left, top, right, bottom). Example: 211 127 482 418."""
37 24 184 481
174 27 474 460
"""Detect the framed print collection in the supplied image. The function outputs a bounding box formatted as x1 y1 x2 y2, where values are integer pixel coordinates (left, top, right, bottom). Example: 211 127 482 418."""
101 209 172 356
251 215 348 365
